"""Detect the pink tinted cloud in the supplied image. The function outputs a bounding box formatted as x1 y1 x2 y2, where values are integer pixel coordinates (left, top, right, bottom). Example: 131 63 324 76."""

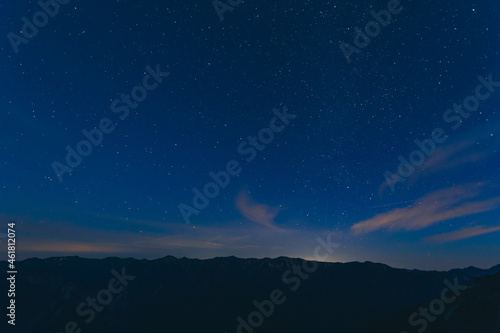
353 183 500 235
21 241 130 254
425 224 500 243
235 189 280 229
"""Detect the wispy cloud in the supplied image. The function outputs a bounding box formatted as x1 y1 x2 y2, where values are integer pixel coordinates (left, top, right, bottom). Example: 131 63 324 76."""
353 183 500 235
21 241 131 254
379 135 494 195
407 140 489 184
425 224 500 243
235 189 280 229
5 213 322 260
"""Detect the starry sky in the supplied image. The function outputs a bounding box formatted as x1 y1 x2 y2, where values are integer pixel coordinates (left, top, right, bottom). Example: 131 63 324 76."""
1 0 499 270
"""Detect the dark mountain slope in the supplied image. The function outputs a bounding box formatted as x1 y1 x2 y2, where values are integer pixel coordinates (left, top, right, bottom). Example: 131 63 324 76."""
343 271 500 333
1 256 498 333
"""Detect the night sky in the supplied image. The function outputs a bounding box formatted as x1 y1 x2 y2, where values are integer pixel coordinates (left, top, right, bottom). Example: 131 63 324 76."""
1 0 499 270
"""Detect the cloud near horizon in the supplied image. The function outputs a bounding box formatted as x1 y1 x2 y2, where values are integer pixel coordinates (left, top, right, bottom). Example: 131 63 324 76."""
353 183 500 235
5 213 314 260
425 224 500 243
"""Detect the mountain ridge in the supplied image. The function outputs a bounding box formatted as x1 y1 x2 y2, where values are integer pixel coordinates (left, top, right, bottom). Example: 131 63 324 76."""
2 255 499 333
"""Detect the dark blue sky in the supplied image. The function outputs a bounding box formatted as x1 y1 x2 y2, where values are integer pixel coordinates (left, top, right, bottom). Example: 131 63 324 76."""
1 0 499 270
